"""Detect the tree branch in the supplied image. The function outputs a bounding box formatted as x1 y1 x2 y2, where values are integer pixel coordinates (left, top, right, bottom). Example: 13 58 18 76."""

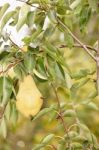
57 19 96 61
51 83 70 147
0 59 23 76
16 0 45 10
0 99 10 119
96 40 99 95
9 37 24 52
59 44 97 52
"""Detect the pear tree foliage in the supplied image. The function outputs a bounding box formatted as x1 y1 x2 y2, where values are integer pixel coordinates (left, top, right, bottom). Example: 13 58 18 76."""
0 0 99 149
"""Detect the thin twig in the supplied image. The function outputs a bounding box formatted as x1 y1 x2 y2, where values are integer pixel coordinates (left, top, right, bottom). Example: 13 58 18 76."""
47 144 57 150
59 44 97 52
51 144 57 150
9 37 23 51
51 83 70 145
57 18 96 61
0 103 8 119
16 0 45 10
96 40 99 95
0 59 23 75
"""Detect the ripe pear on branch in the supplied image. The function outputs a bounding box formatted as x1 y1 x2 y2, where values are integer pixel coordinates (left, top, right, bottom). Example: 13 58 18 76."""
16 75 43 118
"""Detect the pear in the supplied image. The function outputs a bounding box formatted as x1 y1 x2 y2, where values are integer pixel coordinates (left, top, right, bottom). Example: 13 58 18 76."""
16 75 43 117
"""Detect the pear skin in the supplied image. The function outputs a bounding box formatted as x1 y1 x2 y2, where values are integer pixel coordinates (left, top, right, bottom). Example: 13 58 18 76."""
16 75 43 117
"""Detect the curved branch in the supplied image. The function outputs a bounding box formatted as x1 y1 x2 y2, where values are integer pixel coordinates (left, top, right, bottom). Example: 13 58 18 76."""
16 0 45 10
51 83 70 146
59 44 97 52
9 37 23 51
57 19 96 61
0 59 23 75
96 40 99 95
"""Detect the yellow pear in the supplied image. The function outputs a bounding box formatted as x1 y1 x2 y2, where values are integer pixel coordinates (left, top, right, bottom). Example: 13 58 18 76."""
16 75 43 118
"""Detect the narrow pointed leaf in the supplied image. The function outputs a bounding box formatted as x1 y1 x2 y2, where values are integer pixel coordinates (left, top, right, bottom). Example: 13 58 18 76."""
2 76 13 105
0 3 10 20
0 11 15 31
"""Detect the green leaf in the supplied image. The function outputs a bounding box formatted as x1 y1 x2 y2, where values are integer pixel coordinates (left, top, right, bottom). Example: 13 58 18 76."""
16 4 30 31
0 51 9 61
22 36 31 45
26 11 34 27
57 87 70 101
79 6 91 31
0 3 10 20
33 107 55 121
55 63 65 80
71 142 82 149
14 63 26 80
87 102 99 110
5 102 11 121
63 109 76 117
0 77 3 101
44 41 57 53
36 57 47 78
10 101 18 125
72 69 95 79
47 10 57 24
78 123 89 132
32 144 45 150
44 42 65 66
91 134 99 148
64 131 78 139
44 26 55 38
82 140 89 149
71 78 89 91
29 0 49 4
88 0 98 11
10 7 20 26
31 27 42 43
0 117 7 138
24 52 35 74
73 135 87 142
70 0 81 10
87 91 97 99
41 134 55 144
58 142 66 150
2 76 13 105
28 0 40 4
57 5 66 15
23 27 43 47
0 11 15 31
48 111 57 122
65 33 74 48
34 11 45 27
65 72 72 89
33 69 47 81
